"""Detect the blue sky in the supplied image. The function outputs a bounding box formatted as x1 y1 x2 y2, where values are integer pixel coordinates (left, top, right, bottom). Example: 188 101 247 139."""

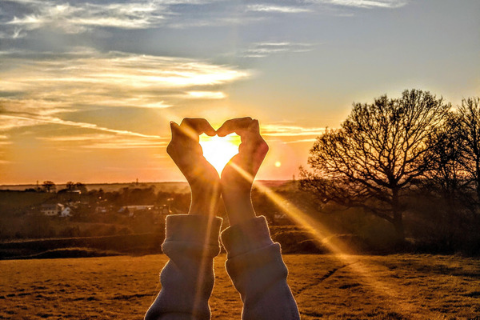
0 0 478 183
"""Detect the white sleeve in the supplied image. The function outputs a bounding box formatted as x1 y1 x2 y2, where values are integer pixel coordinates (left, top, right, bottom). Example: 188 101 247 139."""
145 214 222 320
221 216 300 320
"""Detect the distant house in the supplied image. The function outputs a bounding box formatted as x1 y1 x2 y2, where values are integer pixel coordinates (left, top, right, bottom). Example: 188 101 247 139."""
58 189 82 195
95 206 108 214
41 203 64 216
60 207 72 218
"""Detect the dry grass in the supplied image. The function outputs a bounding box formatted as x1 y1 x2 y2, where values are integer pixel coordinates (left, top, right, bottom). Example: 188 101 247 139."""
0 254 479 319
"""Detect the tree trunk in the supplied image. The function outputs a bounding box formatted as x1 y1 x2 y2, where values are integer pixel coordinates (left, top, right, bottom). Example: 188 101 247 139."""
446 191 456 250
392 188 405 243
476 156 480 205
393 214 405 243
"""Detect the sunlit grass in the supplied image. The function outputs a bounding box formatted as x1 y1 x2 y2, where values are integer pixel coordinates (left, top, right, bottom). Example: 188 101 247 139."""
1 254 479 319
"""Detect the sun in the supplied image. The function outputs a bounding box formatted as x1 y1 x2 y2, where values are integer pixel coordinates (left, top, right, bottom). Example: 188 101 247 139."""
199 133 241 174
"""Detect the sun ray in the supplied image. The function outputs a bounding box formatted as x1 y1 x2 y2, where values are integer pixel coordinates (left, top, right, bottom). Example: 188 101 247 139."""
227 162 421 315
193 184 220 317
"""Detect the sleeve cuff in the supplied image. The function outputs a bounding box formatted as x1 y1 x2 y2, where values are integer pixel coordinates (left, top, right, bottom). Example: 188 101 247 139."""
164 214 223 247
221 216 274 258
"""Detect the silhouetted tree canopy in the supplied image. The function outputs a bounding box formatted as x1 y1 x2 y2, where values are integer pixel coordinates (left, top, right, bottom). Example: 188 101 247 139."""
300 89 450 241
42 181 56 193
420 112 471 246
457 97 480 202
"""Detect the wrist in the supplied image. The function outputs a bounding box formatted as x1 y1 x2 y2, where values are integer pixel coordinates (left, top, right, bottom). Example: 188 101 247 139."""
189 187 221 216
222 194 256 226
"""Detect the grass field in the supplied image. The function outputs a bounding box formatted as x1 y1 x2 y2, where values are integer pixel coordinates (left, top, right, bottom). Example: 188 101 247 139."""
1 254 479 319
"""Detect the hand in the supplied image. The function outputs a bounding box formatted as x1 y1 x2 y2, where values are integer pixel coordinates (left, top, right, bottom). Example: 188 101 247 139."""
167 118 220 216
217 117 269 225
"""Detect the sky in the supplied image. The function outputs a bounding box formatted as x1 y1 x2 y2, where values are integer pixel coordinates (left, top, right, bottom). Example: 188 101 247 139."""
0 0 479 184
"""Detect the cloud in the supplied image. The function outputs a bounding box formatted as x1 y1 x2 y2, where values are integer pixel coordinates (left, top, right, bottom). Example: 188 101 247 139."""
241 42 315 58
0 27 27 39
283 138 317 144
260 124 327 144
5 1 167 34
246 5 312 13
186 91 226 99
37 133 168 149
0 113 164 140
0 134 12 146
261 124 326 137
166 16 266 29
0 0 408 40
37 134 113 142
308 0 408 9
0 48 249 147
1 0 263 35
0 115 43 131
0 48 249 115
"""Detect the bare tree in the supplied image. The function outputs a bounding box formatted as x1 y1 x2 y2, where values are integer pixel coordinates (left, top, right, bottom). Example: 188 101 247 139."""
66 181 75 190
300 89 450 241
42 181 56 193
421 112 471 246
75 182 87 194
456 97 480 203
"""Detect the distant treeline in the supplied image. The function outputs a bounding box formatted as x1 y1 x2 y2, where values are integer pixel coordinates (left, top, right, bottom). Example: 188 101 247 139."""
3 89 480 256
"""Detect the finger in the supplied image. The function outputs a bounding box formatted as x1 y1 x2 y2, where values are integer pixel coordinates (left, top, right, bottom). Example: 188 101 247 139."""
170 121 180 140
217 117 254 137
180 118 216 137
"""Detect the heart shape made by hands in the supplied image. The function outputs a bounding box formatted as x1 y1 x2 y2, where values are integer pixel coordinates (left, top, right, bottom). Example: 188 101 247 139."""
199 133 240 175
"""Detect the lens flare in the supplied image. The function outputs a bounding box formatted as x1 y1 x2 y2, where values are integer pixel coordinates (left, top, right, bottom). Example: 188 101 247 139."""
199 133 240 174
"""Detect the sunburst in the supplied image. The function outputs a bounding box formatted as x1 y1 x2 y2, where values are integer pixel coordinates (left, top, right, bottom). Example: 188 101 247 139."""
199 133 240 174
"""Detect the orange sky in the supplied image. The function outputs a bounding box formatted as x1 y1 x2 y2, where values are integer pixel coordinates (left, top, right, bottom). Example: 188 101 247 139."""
0 0 478 184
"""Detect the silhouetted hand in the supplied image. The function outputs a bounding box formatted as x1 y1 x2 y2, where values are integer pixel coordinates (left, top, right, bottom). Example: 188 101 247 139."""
217 117 269 225
167 118 220 215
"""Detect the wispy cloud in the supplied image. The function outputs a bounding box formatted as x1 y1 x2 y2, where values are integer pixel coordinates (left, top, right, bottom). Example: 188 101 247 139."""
167 16 266 29
0 0 408 39
0 48 249 115
0 134 12 146
0 27 27 39
246 5 312 13
261 124 326 137
0 114 164 139
186 91 226 99
0 115 43 131
308 0 408 9
241 42 315 58
283 138 317 144
37 134 113 142
1 0 270 36
261 124 326 144
0 48 248 147
0 0 228 37
38 133 168 149
5 1 167 34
